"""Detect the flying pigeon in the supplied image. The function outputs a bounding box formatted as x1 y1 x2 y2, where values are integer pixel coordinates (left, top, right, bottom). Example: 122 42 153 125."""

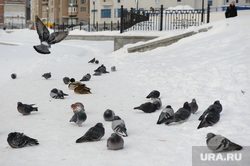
70 110 87 126
50 88 68 99
107 133 124 150
42 72 51 79
76 123 105 143
197 108 220 129
33 16 68 54
88 58 95 63
17 102 38 115
199 100 222 121
103 109 115 121
112 116 128 137
156 105 174 124
7 132 39 148
134 102 158 113
189 98 198 114
206 133 243 152
165 102 191 125
146 90 160 99
63 77 70 84
71 102 84 113
80 73 91 81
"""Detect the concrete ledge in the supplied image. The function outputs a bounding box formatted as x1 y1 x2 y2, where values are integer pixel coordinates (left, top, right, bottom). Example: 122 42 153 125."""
127 26 212 53
66 35 115 41
114 36 158 51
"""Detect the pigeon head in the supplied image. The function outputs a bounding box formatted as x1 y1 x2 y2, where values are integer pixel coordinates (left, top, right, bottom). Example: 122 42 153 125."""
166 105 172 109
214 100 220 105
191 99 196 103
51 88 58 93
113 116 121 120
95 123 104 128
183 102 191 111
17 102 22 106
206 133 216 139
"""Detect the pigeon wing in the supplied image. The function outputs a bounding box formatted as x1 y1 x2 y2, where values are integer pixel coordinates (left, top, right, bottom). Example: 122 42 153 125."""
48 31 69 45
35 16 50 42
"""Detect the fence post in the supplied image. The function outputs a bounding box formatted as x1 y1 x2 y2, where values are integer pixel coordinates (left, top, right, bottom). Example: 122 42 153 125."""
88 21 90 32
96 22 98 31
111 21 113 31
120 5 124 33
63 22 64 31
160 5 163 31
207 4 210 23
201 0 204 23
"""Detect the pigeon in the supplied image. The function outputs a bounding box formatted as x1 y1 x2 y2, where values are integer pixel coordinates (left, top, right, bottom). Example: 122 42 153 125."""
189 98 198 114
50 88 68 99
63 77 70 84
206 133 243 152
111 66 116 72
94 64 109 74
80 73 91 81
76 123 105 143
7 132 39 148
88 58 95 63
11 73 17 79
152 98 162 110
197 108 220 129
17 102 38 115
156 105 174 124
165 102 191 125
103 109 115 121
112 116 128 137
42 72 51 79
71 102 84 113
107 133 124 150
74 85 91 94
199 100 222 121
134 102 158 113
33 16 68 54
70 110 87 126
146 90 160 99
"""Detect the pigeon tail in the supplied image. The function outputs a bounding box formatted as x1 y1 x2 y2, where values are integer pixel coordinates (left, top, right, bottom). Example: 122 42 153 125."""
76 137 87 143
197 119 210 129
33 44 50 54
33 107 38 112
227 142 243 151
27 138 39 146
134 106 140 110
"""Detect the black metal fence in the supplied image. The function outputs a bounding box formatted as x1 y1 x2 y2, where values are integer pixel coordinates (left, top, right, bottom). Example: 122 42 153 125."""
51 4 210 33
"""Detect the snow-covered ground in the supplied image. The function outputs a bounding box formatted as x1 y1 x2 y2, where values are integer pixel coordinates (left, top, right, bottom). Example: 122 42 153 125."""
0 15 250 166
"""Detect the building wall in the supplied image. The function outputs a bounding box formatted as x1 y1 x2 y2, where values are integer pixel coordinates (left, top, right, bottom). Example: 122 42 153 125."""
4 3 26 28
0 0 4 27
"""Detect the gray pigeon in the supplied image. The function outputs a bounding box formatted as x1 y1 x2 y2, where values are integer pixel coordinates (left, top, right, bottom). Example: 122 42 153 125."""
94 64 109 74
33 16 68 54
17 102 38 115
42 72 51 79
156 105 174 124
112 116 128 137
165 102 191 125
63 77 70 84
206 133 242 152
199 100 222 120
76 123 105 143
70 110 87 126
7 132 39 148
189 98 198 114
103 109 115 121
107 133 124 150
50 88 68 99
146 90 160 99
80 73 91 81
197 108 220 129
134 102 158 113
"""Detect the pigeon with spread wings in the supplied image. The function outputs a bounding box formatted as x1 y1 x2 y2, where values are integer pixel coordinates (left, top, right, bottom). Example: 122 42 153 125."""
33 16 69 54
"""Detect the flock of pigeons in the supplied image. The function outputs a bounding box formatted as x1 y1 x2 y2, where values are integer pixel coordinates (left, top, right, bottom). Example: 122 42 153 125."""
7 16 243 153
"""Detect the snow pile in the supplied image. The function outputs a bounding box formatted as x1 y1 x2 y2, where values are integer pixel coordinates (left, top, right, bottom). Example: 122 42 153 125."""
0 15 250 166
168 5 194 10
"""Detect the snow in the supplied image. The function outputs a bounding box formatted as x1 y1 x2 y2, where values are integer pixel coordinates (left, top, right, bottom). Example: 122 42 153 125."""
0 15 250 166
168 5 193 10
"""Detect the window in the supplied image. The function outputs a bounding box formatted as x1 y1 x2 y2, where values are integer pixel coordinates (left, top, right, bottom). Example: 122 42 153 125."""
246 0 250 3
101 9 111 18
155 0 159 3
177 0 181 2
208 0 213 6
118 0 120 3
114 8 127 18
236 0 238 3
81 7 86 12
81 0 86 4
226 0 229 2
